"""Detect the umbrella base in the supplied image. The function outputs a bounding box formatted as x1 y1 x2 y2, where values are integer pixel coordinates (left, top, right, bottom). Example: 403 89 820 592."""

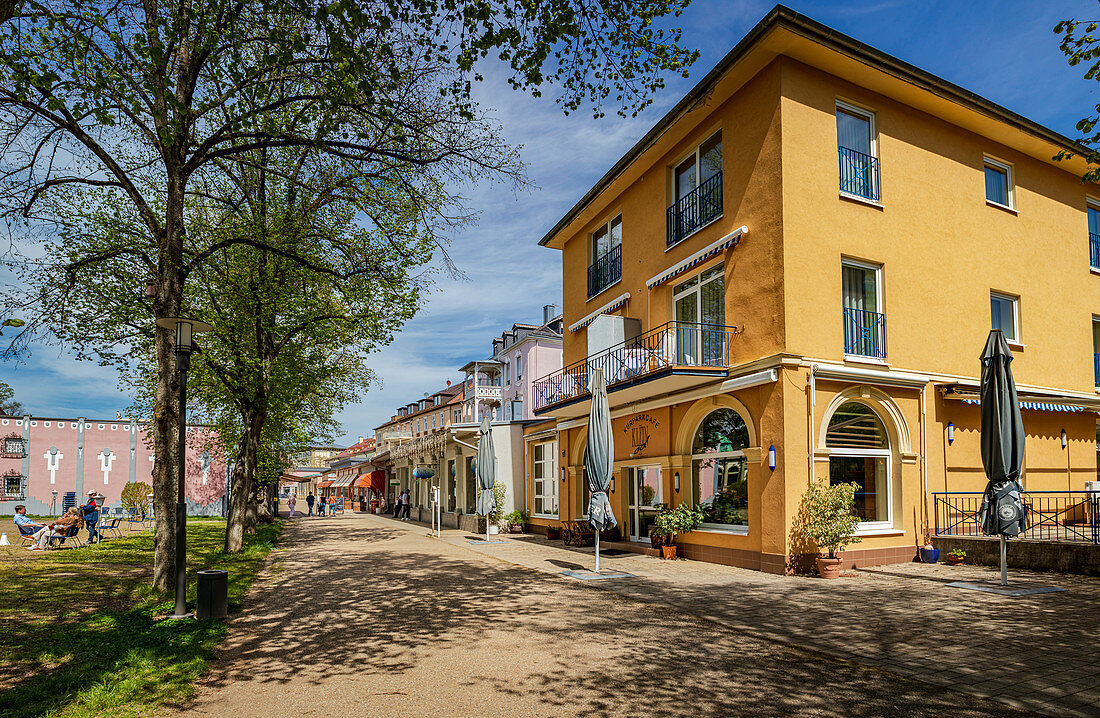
947 581 1066 597
467 540 506 545
560 570 634 580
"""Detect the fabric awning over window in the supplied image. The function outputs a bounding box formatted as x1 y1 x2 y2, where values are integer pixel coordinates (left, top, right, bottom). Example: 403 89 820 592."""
317 480 333 489
568 292 630 334
961 399 1089 413
646 226 747 289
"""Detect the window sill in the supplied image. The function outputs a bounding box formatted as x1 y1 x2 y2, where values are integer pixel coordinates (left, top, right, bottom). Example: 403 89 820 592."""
1006 340 1026 351
531 513 559 520
1091 266 1100 276
691 525 749 536
843 354 889 366
839 191 884 210
853 527 905 537
665 214 723 252
586 277 622 303
986 200 1018 215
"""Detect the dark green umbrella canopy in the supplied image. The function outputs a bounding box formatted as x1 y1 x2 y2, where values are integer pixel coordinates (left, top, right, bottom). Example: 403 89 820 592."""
475 414 496 516
584 368 617 531
978 329 1026 536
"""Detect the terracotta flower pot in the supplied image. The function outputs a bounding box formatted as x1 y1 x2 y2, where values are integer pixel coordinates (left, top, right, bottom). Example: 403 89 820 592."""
816 556 842 579
947 555 964 565
661 545 678 560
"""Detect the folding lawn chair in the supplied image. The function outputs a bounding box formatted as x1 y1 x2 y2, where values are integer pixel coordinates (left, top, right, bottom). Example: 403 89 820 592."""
46 524 84 550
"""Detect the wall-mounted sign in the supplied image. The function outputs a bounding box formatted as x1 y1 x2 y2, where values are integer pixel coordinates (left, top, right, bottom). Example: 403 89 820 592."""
623 413 660 454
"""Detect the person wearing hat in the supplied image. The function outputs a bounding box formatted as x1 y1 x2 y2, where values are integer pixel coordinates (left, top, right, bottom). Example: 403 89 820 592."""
83 490 101 543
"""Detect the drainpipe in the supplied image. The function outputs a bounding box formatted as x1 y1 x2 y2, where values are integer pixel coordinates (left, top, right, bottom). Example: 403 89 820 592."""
809 365 818 485
920 383 928 531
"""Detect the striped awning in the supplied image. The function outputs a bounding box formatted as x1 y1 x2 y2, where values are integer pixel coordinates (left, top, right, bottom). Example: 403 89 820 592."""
962 399 1089 413
568 292 630 334
646 226 748 289
332 474 356 487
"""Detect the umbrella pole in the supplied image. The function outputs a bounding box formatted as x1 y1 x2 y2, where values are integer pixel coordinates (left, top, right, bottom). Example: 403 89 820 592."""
1000 534 1008 586
595 532 600 573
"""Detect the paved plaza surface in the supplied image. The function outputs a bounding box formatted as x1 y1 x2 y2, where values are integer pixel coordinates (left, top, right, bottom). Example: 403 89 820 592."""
177 512 1100 718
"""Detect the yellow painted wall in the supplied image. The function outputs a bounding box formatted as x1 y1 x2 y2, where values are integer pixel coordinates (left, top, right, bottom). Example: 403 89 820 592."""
780 58 1100 388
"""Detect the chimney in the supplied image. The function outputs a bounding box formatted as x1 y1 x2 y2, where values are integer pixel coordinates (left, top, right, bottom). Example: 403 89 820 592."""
543 303 558 324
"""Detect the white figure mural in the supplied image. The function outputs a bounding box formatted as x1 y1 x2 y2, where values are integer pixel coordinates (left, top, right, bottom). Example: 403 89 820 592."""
99 447 115 485
200 450 211 485
43 446 63 484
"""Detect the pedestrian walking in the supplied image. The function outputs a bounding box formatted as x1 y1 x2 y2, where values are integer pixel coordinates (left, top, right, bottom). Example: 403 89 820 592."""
318 494 327 517
392 492 400 518
306 492 315 517
400 489 411 521
288 493 297 518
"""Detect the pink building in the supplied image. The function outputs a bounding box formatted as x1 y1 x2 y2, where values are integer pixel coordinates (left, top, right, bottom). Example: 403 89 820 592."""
1 413 227 516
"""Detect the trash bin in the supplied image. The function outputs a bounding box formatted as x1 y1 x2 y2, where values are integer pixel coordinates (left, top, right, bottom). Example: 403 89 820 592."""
196 570 229 619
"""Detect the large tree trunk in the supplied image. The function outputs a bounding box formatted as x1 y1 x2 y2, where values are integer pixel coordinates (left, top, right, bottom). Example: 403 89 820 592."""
225 408 265 552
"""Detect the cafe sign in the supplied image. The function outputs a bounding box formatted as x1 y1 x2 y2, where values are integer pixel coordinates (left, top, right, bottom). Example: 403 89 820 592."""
623 413 660 454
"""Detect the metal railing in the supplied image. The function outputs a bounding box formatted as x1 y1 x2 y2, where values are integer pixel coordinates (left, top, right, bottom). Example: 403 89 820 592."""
838 146 880 201
667 171 722 247
843 308 887 359
1091 233 1100 270
588 243 622 297
934 491 1100 544
533 320 738 410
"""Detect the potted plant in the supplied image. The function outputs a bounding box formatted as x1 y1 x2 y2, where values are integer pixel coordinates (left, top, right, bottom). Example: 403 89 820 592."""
652 502 704 560
488 481 507 534
546 525 561 541
800 481 862 579
918 523 939 564
946 548 966 565
504 510 526 533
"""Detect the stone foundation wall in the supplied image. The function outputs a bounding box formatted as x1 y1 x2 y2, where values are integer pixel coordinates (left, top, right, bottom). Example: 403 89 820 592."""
932 536 1100 576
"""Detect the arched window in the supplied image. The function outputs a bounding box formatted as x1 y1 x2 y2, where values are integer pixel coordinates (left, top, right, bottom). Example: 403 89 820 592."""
691 408 751 531
826 402 891 526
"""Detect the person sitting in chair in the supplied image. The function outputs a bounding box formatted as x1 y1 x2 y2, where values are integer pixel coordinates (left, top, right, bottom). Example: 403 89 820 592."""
30 507 84 550
13 505 44 541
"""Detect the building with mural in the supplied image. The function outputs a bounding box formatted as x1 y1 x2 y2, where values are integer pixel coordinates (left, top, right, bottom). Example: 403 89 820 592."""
529 7 1100 573
1 413 227 516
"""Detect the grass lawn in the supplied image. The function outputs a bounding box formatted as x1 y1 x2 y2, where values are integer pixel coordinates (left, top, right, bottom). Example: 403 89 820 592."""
0 518 282 717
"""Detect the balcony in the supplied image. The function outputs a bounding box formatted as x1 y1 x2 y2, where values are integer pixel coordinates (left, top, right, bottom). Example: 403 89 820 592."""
1091 233 1100 270
588 243 622 297
472 384 503 403
667 171 722 247
843 308 887 360
838 146 880 202
533 321 739 417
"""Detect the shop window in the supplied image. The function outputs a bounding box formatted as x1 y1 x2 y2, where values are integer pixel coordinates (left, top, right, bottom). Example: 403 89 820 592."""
465 455 477 513
447 459 457 512
825 401 891 527
532 441 558 517
691 408 750 531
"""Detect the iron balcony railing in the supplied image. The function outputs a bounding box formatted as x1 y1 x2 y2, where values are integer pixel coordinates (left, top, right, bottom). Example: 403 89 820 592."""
1091 233 1100 270
588 243 622 297
533 320 738 411
934 491 1100 544
843 308 887 359
667 171 723 247
838 146 880 202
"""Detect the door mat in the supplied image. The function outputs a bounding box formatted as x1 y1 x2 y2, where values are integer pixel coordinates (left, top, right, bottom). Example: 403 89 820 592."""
947 582 1067 597
467 540 506 545
561 570 635 580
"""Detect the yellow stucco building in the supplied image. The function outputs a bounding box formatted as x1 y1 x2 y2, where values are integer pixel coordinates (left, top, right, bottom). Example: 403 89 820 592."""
526 6 1100 573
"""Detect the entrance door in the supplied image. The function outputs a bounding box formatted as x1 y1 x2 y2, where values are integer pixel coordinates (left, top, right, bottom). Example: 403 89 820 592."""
672 266 725 365
627 465 662 541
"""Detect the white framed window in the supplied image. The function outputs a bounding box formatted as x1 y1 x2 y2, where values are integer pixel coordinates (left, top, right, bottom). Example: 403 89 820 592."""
836 101 879 201
453 409 461 424
984 156 1014 210
826 402 892 531
532 441 558 517
672 265 726 365
590 214 622 267
691 408 750 532
511 399 523 419
515 354 522 379
842 259 885 359
504 363 510 385
673 131 722 205
990 291 1019 343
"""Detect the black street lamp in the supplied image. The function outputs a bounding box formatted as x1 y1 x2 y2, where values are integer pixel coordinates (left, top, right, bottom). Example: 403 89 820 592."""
156 316 213 619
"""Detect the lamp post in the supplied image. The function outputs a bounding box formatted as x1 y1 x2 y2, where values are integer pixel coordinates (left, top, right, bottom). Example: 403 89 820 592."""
156 316 213 620
51 489 58 516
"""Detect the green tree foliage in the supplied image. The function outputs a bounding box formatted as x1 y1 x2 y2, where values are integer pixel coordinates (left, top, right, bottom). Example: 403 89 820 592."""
799 481 862 560
0 0 697 589
120 480 153 516
0 379 21 415
1054 14 1100 181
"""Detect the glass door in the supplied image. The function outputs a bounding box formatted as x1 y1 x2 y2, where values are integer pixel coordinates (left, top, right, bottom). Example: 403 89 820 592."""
627 465 662 541
672 266 725 365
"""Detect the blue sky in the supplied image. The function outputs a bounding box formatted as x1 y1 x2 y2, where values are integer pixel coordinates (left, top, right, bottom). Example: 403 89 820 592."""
2 0 1098 443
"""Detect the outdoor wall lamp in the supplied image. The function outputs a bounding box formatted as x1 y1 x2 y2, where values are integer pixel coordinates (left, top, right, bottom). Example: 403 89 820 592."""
609 477 615 493
947 422 955 445
673 471 680 492
768 445 776 471
1061 429 1068 449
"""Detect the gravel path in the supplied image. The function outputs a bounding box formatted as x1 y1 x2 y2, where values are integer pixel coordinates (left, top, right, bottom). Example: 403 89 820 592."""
176 514 1052 718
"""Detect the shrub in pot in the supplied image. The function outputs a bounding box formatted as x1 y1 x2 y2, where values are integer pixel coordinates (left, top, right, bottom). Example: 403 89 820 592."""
800 481 862 579
652 502 704 560
504 510 526 533
946 548 966 565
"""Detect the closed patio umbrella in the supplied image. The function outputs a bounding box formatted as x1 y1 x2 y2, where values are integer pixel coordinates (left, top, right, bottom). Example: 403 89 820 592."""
978 329 1026 585
475 414 496 542
584 367 617 572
